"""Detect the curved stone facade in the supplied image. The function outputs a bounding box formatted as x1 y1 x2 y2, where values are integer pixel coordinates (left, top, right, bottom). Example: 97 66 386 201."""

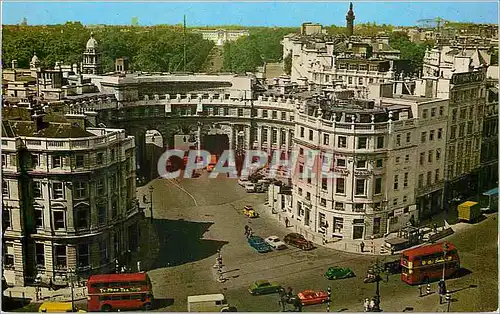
2 128 139 286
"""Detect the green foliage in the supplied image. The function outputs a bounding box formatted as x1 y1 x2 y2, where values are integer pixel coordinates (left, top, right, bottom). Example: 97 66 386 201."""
354 22 393 37
389 31 429 73
221 27 298 73
284 53 292 75
325 25 348 35
2 24 214 73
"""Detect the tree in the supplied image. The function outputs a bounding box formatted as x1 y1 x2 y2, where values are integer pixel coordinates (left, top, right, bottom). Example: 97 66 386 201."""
284 53 292 75
389 31 429 74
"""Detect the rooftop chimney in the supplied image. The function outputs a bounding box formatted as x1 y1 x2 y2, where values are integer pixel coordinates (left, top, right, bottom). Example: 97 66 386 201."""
12 60 18 69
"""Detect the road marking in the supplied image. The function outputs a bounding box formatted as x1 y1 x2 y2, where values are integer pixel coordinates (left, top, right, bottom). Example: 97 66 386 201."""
167 179 199 207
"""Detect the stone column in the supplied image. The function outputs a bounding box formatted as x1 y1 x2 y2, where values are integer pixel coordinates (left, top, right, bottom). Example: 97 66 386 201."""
277 128 282 150
267 127 272 155
229 124 234 150
245 126 251 151
257 126 263 150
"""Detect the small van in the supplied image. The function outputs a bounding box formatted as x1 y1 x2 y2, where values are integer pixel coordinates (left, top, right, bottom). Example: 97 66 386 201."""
187 294 235 312
38 302 85 312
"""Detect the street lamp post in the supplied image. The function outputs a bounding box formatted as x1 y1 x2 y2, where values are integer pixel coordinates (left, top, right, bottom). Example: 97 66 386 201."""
442 242 449 281
368 259 388 312
68 268 75 312
148 186 154 223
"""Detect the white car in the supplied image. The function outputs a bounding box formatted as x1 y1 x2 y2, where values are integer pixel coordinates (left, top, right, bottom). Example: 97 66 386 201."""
265 236 288 250
245 184 256 193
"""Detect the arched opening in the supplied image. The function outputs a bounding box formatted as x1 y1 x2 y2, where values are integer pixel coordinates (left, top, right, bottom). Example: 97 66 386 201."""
203 134 229 156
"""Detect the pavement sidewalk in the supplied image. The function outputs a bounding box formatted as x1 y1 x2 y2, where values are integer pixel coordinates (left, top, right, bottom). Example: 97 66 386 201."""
4 285 87 303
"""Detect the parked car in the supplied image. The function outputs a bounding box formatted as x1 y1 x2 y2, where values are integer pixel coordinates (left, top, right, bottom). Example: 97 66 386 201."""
248 236 273 253
238 178 250 187
248 280 282 295
384 260 402 274
265 236 288 250
283 233 314 251
245 184 256 193
296 290 329 306
243 206 259 218
324 266 355 280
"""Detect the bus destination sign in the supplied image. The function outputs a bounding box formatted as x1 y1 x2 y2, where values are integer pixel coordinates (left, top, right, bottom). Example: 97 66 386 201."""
451 71 485 85
99 287 142 293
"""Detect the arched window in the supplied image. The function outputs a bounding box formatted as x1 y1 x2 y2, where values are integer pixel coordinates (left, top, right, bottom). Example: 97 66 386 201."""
74 203 90 230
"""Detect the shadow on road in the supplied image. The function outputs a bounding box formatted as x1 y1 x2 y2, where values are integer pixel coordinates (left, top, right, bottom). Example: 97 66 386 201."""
451 267 472 279
152 298 175 309
150 218 229 269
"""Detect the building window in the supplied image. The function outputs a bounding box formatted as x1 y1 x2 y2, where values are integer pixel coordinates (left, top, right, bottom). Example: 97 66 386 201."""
418 174 424 188
348 77 353 84
427 171 432 185
333 217 344 233
393 175 399 190
35 208 43 228
467 122 473 134
33 181 42 198
419 153 425 165
306 192 311 201
53 210 65 229
76 155 84 168
354 203 365 212
435 169 440 182
3 209 11 229
110 149 115 161
272 129 278 144
98 204 107 225
436 148 441 160
422 109 428 119
376 136 384 148
336 178 345 194
430 108 436 117
97 179 105 196
35 243 45 268
97 152 104 164
99 240 108 265
337 159 346 168
437 128 443 139
404 173 408 188
281 112 286 120
459 124 465 137
420 132 426 143
357 137 367 149
2 180 9 197
32 154 39 168
308 130 313 141
338 136 347 148
395 157 400 164
396 135 401 146
238 108 244 117
74 182 87 199
52 182 64 199
452 108 457 121
1 154 6 167
355 179 366 196
393 198 398 206
439 106 444 116
55 245 67 269
405 154 410 162
320 198 327 207
323 134 330 145
298 187 303 196
374 177 382 195
299 127 305 138
358 77 363 85
4 244 14 269
321 178 328 190
406 132 411 143
52 156 62 168
356 160 366 169
334 202 344 211
403 196 408 203
429 130 435 141
75 205 90 229
78 244 90 268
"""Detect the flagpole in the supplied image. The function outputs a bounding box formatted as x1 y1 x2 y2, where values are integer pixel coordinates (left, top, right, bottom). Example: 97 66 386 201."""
183 15 187 72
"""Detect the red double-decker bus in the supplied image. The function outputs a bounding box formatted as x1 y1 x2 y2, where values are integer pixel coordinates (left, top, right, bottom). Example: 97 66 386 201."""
87 272 153 312
400 242 460 285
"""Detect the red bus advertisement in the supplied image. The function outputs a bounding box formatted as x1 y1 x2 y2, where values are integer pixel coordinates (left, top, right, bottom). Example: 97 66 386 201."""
87 272 153 312
400 242 460 285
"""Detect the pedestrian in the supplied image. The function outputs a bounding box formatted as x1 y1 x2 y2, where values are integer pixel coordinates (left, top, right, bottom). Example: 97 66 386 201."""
360 241 365 253
285 217 289 228
364 298 370 312
438 279 446 304
433 223 438 233
287 287 293 299
369 298 376 311
244 225 249 238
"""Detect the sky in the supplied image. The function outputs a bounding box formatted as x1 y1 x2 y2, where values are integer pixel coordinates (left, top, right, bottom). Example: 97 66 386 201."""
1 1 498 27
